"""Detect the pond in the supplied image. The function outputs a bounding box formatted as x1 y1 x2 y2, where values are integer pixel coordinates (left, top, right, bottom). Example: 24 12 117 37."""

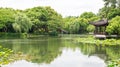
0 34 120 67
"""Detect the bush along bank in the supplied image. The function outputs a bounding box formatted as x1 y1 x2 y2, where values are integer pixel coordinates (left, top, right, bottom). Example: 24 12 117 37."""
0 33 28 39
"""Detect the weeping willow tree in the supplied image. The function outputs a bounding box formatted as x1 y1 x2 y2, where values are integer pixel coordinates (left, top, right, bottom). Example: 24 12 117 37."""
12 13 32 33
67 18 89 34
68 19 80 34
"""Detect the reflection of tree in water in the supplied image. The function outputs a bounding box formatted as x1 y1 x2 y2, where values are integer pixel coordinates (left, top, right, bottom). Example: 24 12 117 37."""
0 38 63 64
59 35 120 62
76 43 120 62
0 37 120 64
80 44 107 60
105 45 120 60
29 43 62 64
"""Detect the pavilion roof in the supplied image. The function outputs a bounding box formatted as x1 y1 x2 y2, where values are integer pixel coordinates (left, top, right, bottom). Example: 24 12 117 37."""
90 19 108 26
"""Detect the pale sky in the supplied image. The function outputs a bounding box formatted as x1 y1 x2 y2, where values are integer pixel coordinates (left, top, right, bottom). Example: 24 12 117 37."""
0 0 104 17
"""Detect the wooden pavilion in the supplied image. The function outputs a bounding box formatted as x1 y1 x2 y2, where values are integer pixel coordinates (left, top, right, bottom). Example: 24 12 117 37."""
90 19 108 35
90 19 120 39
90 19 109 38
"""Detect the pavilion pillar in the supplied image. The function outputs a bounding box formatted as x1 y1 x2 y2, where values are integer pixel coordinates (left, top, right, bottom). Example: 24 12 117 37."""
95 26 98 34
99 26 101 34
104 26 106 34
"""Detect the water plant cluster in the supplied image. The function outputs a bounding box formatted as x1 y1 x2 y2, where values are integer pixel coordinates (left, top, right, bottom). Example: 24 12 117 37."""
0 46 13 65
108 59 120 67
75 36 120 46
0 46 28 66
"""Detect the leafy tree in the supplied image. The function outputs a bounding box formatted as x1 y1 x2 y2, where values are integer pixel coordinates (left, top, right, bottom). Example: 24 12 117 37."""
80 12 96 18
0 8 16 32
68 19 80 33
25 6 63 34
45 7 63 34
63 17 89 34
103 0 117 7
103 0 120 7
87 25 95 33
79 12 98 22
13 12 32 33
63 17 79 33
99 0 120 19
98 7 120 19
78 18 89 33
107 8 120 19
118 0 120 7
106 16 120 34
63 16 77 31
25 7 48 33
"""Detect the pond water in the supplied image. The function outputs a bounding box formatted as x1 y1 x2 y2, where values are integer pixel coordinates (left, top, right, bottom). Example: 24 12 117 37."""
0 35 120 67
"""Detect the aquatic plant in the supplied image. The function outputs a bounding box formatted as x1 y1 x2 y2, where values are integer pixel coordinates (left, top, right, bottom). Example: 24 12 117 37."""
108 59 120 67
0 46 13 65
75 37 120 46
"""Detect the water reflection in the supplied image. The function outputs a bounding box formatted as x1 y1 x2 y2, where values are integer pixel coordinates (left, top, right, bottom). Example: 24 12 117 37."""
3 48 105 67
44 48 105 67
0 35 120 67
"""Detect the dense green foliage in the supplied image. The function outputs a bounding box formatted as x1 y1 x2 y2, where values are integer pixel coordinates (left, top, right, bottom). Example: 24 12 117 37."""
108 59 120 67
13 12 32 33
25 6 63 35
0 7 99 35
62 12 99 34
0 33 28 39
75 36 120 45
0 0 119 36
98 0 120 19
80 12 100 22
98 7 120 19
0 0 120 67
0 1 119 35
107 8 120 19
63 17 89 34
0 8 16 32
106 16 120 34
103 0 120 7
98 0 120 35
0 7 63 36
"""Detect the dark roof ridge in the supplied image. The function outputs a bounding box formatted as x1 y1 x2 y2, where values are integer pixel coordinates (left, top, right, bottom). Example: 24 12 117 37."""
90 19 108 26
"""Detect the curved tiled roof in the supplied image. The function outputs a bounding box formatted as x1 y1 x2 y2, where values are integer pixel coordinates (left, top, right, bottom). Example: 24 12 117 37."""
90 19 108 26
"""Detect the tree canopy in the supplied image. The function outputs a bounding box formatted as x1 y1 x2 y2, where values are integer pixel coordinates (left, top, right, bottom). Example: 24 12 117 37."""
13 12 32 33
0 0 119 35
106 16 120 34
25 6 63 34
0 8 16 32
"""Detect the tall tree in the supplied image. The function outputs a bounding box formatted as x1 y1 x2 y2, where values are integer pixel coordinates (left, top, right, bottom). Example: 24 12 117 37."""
25 6 63 34
103 0 120 7
103 0 117 7
0 8 16 32
106 16 120 34
98 0 120 19
79 12 99 22
117 0 120 7
13 12 32 33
